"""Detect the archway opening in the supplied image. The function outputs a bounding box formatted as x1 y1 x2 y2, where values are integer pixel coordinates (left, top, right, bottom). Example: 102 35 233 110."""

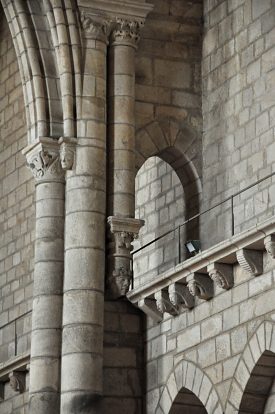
239 351 275 414
133 156 186 287
169 387 207 414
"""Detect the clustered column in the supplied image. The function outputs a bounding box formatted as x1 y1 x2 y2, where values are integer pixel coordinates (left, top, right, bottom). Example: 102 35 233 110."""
107 19 144 299
60 13 108 413
24 138 65 414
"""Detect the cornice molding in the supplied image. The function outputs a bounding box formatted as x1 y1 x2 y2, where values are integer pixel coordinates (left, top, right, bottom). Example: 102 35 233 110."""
78 0 153 20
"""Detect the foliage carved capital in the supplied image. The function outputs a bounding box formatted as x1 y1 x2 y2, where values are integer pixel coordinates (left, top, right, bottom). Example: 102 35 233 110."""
110 18 144 47
23 138 64 183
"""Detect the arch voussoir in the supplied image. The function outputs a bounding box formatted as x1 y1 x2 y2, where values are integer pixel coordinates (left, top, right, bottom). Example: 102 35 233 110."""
226 321 275 413
155 360 223 414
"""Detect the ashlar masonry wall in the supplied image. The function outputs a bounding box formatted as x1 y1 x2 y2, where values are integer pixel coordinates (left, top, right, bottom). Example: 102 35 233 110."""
145 253 275 413
202 0 275 248
0 10 33 413
134 156 185 287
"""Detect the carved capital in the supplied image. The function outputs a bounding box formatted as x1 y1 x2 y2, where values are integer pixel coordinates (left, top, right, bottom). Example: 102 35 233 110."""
80 12 110 41
207 263 234 290
154 290 178 316
110 18 144 47
236 248 263 276
59 137 76 171
23 138 64 183
108 216 145 251
9 371 25 394
264 234 275 259
168 283 194 309
138 298 162 323
187 273 213 300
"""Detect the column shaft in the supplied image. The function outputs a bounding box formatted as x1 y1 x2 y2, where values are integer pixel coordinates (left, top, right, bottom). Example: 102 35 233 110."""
108 43 136 217
24 140 65 414
60 17 108 413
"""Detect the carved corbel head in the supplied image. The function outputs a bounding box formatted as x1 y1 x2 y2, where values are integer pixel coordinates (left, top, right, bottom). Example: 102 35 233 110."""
110 267 132 298
59 137 76 171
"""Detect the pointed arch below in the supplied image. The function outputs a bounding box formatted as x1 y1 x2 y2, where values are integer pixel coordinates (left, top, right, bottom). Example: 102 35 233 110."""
155 360 223 414
226 321 275 413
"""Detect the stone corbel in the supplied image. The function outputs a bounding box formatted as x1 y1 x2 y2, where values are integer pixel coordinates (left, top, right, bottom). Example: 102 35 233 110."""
154 290 179 316
168 283 194 309
9 371 25 394
58 137 76 171
236 248 263 276
0 382 3 400
138 298 162 323
207 263 234 290
107 216 144 299
187 273 213 300
22 137 64 183
264 234 275 259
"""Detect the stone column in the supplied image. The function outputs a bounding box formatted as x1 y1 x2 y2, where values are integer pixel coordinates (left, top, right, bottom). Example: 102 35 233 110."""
23 138 65 414
60 13 108 413
107 19 145 299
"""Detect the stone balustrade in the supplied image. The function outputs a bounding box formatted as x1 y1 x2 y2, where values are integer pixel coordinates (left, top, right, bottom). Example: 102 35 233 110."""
127 217 275 322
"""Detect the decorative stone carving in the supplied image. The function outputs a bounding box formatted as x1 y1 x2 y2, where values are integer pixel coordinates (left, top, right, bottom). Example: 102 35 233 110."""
264 234 275 259
111 18 144 47
9 371 25 394
155 290 179 316
207 263 234 290
236 248 263 276
138 298 162 323
107 216 144 299
80 12 110 41
168 283 194 309
187 273 213 300
59 137 76 170
109 266 132 298
23 138 64 183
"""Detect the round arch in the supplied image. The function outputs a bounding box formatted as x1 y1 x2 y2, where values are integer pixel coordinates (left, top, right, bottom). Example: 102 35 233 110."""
155 360 223 414
135 119 202 240
226 321 275 413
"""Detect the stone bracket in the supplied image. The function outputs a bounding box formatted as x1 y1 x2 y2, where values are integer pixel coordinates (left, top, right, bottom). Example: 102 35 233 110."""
187 273 213 300
168 283 194 309
236 248 263 276
9 371 26 394
154 290 179 316
207 262 234 290
107 216 144 299
264 234 275 259
138 298 162 323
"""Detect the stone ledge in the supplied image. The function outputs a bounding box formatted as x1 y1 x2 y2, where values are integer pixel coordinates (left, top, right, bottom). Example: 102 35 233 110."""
127 216 275 321
0 352 30 383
